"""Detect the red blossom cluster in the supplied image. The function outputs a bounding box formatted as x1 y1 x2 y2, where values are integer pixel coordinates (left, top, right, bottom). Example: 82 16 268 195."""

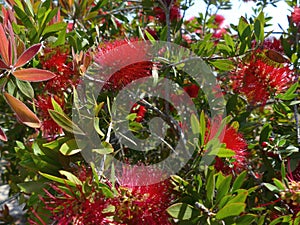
130 103 147 122
94 39 153 91
153 0 181 23
292 6 300 25
212 14 227 39
35 95 64 137
35 47 81 137
38 166 174 225
206 116 248 174
232 57 293 105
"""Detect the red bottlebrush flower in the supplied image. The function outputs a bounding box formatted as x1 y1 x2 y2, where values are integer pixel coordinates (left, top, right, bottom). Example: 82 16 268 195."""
263 37 284 53
214 14 225 27
35 95 64 138
131 103 147 122
183 84 199 98
40 47 79 93
40 183 116 225
114 165 174 225
206 116 248 174
94 39 153 91
213 28 227 39
292 6 300 25
154 3 181 23
232 58 294 105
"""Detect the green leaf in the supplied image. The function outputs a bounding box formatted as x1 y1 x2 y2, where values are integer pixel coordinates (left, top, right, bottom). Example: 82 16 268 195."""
235 214 257 225
206 169 215 206
59 139 81 156
223 33 235 51
48 110 85 135
216 203 246 219
51 98 64 114
273 178 285 190
42 22 67 35
167 203 194 220
92 141 114 155
216 148 235 158
216 174 232 202
259 123 272 144
94 117 105 137
232 170 247 192
144 29 156 44
227 190 248 204
276 82 298 100
263 183 279 192
15 79 34 99
59 170 82 185
191 113 200 134
200 111 206 146
254 12 265 42
17 181 46 193
39 172 76 187
210 59 235 71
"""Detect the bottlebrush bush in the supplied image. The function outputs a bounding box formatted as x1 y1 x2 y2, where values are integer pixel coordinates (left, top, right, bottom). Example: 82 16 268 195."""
0 0 299 224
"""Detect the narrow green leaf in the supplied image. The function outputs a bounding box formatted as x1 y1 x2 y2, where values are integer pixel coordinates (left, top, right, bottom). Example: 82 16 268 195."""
227 190 248 204
92 141 114 155
216 203 246 219
15 79 34 99
59 170 82 185
42 22 67 35
263 183 279 192
210 59 235 71
59 139 81 156
191 113 200 134
232 170 247 192
51 98 64 114
216 174 232 202
259 123 272 144
167 203 194 220
48 110 85 135
39 172 76 187
216 148 235 158
94 117 105 137
206 169 215 205
272 178 285 190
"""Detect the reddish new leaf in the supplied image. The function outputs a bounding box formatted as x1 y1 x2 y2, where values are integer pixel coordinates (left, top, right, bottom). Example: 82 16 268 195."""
13 68 56 82
14 43 42 68
4 92 41 128
0 58 9 69
0 127 7 142
0 24 10 65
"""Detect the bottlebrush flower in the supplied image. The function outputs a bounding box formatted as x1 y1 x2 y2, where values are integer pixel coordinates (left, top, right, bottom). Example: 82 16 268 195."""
35 95 64 138
130 103 147 122
183 84 200 98
214 14 225 27
40 47 79 92
94 39 153 91
292 6 300 25
39 183 116 225
114 165 174 225
232 58 294 105
206 117 248 174
154 1 181 23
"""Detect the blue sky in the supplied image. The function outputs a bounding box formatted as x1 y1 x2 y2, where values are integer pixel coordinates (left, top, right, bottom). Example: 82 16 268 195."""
184 0 292 33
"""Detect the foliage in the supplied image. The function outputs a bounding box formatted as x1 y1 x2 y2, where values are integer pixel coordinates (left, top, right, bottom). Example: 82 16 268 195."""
0 0 299 224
